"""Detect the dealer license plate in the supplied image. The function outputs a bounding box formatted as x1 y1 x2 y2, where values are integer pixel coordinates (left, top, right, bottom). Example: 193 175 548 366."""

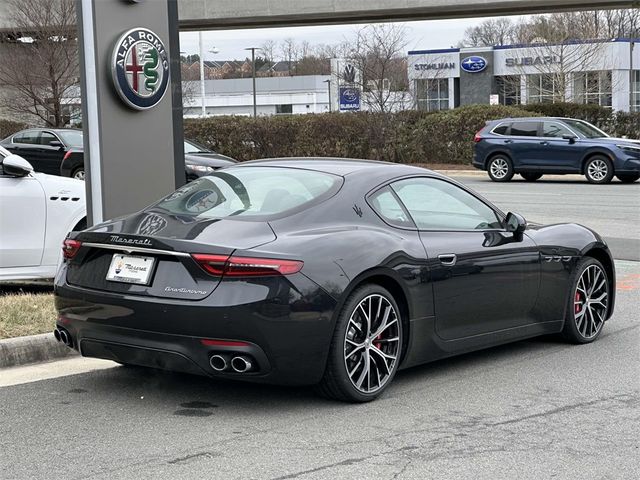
106 254 155 285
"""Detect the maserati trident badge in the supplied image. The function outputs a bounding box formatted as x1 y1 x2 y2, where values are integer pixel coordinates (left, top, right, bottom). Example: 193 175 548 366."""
112 27 170 110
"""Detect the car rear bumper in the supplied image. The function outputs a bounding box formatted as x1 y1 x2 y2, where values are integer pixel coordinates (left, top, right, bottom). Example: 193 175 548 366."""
54 270 338 386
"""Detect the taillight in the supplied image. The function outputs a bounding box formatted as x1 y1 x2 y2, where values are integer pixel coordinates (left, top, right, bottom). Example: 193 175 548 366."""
200 338 250 347
474 131 483 142
63 150 72 163
62 239 82 259
192 253 303 277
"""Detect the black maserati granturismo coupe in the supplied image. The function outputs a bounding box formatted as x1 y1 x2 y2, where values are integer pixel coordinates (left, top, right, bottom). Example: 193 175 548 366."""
54 158 615 402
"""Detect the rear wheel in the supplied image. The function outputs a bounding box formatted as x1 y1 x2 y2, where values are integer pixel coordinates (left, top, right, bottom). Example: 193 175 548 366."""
316 284 403 402
584 156 613 184
487 155 514 182
521 172 543 182
561 257 609 344
616 173 640 184
71 167 85 181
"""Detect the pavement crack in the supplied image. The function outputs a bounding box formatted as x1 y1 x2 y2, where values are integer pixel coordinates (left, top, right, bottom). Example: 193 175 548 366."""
167 451 218 465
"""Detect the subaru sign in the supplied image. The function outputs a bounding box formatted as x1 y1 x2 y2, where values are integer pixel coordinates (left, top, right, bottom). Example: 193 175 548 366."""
339 87 361 111
460 56 487 73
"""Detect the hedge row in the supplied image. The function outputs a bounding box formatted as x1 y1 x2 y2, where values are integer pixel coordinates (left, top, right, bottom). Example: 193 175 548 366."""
184 103 639 165
0 119 27 141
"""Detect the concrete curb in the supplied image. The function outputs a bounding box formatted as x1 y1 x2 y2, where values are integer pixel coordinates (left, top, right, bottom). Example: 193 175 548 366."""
0 332 77 369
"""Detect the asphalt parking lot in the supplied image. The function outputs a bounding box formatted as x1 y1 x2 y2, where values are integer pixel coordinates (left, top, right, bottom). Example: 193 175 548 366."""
0 175 638 480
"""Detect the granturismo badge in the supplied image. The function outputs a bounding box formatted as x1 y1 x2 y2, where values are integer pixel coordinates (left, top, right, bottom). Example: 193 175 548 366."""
112 27 170 110
460 56 488 73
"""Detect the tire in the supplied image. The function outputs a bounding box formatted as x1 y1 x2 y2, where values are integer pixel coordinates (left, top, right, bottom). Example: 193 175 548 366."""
71 167 85 181
584 156 613 184
487 155 514 182
521 172 543 182
616 173 640 184
316 284 403 402
561 257 610 344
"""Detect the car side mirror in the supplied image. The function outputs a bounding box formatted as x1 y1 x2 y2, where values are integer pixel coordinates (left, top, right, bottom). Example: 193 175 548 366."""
49 140 63 148
505 212 527 241
562 134 577 144
2 154 34 177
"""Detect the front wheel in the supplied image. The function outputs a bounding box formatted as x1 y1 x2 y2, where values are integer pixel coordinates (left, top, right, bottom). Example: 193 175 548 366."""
487 155 514 182
561 257 610 344
316 284 403 402
521 172 543 182
584 156 613 184
616 173 640 184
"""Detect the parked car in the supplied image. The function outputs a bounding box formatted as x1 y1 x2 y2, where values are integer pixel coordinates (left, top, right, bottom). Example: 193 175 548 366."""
0 128 83 177
473 117 640 184
0 146 86 282
60 138 235 181
54 158 614 402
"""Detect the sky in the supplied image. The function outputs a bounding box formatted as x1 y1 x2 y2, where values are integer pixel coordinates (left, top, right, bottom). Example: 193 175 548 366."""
178 15 525 61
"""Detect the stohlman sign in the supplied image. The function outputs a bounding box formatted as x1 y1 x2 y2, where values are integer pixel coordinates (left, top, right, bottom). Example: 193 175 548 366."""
505 56 560 67
414 62 456 71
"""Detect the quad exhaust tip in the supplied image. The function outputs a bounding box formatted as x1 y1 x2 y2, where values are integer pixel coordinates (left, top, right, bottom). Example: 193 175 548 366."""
209 354 228 372
231 356 252 373
54 328 73 347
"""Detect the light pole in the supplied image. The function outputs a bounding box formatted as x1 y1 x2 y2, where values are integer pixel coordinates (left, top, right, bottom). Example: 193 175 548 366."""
198 31 219 117
324 79 332 112
245 47 260 117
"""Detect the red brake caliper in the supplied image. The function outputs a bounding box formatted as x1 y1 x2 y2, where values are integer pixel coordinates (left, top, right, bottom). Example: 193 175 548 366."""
575 291 582 314
374 334 382 350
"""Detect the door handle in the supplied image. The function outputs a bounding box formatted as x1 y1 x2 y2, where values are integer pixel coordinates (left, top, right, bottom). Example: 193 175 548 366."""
504 139 513 144
540 141 549 145
438 254 457 266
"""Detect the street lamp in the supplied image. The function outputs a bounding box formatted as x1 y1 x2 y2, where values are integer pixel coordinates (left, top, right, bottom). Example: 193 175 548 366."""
324 79 332 112
245 47 261 118
198 31 219 117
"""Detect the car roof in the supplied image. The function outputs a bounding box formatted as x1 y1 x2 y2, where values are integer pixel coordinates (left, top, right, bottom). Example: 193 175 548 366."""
491 117 585 123
238 157 430 176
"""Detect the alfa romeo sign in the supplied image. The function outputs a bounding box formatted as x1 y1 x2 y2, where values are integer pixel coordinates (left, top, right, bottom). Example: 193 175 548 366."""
111 27 170 110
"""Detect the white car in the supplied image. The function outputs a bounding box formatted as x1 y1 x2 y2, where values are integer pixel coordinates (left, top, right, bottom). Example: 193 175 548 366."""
0 145 86 282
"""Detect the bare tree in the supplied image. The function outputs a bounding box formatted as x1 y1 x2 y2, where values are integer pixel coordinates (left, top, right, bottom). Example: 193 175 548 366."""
0 0 78 127
343 24 409 113
459 18 518 47
280 38 299 75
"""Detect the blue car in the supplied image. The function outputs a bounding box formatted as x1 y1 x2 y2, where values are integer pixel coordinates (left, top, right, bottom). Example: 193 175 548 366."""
472 117 640 184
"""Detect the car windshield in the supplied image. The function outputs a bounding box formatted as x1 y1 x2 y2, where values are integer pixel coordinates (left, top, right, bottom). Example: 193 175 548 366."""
58 130 84 148
562 120 608 139
184 140 209 153
152 166 342 219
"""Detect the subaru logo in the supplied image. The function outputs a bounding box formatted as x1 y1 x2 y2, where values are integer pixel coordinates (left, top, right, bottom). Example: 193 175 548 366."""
461 56 488 73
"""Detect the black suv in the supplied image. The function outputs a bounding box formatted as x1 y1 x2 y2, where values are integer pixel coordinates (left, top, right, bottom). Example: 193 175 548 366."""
473 117 640 184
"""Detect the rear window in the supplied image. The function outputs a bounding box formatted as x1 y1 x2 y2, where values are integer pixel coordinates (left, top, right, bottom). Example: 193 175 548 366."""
152 166 342 219
510 122 539 137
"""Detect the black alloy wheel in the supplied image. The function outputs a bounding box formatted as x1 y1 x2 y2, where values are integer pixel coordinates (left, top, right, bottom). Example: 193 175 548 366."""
584 156 614 184
562 258 609 343
521 172 543 182
316 284 403 402
487 155 514 182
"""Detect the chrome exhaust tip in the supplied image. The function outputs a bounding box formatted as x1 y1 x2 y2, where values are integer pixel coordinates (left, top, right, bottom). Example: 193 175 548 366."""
209 354 228 372
231 356 252 373
59 329 72 347
53 328 61 342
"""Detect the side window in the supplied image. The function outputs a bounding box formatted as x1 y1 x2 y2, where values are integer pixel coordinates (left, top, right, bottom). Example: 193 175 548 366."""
14 131 39 144
368 187 414 228
510 122 539 137
391 177 503 231
492 123 510 135
543 122 573 138
39 132 57 146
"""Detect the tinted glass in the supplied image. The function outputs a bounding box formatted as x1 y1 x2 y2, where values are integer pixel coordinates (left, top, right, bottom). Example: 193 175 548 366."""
543 122 573 138
39 132 57 145
153 167 341 219
510 122 539 137
492 124 509 135
368 187 414 228
184 140 208 153
14 131 39 144
58 130 83 148
562 119 608 139
391 177 502 230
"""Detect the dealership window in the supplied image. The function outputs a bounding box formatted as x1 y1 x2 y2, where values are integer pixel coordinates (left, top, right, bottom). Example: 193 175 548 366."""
415 78 449 111
527 74 562 104
496 76 521 105
275 104 293 114
632 70 640 112
573 71 612 107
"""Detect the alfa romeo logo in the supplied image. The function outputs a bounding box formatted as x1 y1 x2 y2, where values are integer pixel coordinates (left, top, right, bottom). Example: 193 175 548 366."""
112 27 170 110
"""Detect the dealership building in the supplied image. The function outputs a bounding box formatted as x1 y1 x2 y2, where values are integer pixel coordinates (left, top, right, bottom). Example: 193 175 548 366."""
408 38 639 112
